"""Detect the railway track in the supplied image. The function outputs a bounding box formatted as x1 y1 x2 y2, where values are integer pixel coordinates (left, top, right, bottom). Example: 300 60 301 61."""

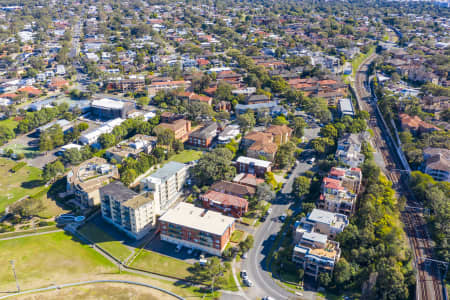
354 53 444 300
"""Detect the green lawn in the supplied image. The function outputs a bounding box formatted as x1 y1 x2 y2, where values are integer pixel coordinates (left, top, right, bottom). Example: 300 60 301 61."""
230 230 244 243
169 150 202 163
0 225 59 239
130 249 237 291
351 46 376 76
0 118 18 131
3 143 39 157
78 222 134 262
131 249 192 278
0 231 116 291
0 158 47 213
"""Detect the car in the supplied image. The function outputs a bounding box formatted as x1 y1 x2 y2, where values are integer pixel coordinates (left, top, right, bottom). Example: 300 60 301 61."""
307 157 316 164
263 297 275 300
280 213 287 221
240 270 248 279
267 208 272 215
175 244 182 252
260 216 266 222
244 279 253 287
242 252 248 259
187 248 194 255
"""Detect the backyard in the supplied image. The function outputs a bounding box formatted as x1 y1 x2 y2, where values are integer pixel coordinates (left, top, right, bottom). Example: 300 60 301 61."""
0 158 47 213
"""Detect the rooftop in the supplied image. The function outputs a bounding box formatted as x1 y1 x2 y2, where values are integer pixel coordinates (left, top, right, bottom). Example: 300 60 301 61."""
100 181 138 202
123 192 154 209
147 161 187 181
236 156 272 168
159 202 235 236
92 98 126 110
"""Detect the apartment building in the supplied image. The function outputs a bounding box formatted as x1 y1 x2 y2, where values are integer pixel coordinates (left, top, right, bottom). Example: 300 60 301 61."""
335 132 369 168
140 161 189 213
187 122 218 148
147 80 190 96
100 181 157 240
66 157 119 207
200 190 248 218
294 209 348 240
235 156 272 177
318 167 362 216
292 231 341 280
156 119 192 142
106 76 145 92
159 202 236 256
242 125 293 161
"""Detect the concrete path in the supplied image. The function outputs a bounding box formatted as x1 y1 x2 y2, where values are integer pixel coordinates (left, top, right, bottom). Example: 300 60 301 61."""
0 229 63 241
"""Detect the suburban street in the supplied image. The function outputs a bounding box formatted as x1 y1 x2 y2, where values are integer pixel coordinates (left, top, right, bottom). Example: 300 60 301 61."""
236 127 320 300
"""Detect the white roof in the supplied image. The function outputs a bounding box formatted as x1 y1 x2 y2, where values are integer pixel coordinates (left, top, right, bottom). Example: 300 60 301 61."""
236 156 272 168
159 202 235 236
302 231 328 245
92 98 126 110
308 209 336 225
61 143 82 151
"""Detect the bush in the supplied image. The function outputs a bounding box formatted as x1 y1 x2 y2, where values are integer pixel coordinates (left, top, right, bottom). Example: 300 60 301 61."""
10 161 27 173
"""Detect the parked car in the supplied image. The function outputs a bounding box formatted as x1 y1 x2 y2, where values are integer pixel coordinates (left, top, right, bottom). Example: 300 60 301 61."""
280 213 287 221
241 270 248 279
307 157 315 164
244 278 253 287
267 208 272 215
242 252 248 259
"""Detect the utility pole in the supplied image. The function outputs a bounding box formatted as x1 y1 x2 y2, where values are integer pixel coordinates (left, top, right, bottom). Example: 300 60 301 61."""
10 260 20 292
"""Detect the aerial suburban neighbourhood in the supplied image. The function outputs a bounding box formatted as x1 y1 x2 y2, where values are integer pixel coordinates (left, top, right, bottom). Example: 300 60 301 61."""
0 0 448 300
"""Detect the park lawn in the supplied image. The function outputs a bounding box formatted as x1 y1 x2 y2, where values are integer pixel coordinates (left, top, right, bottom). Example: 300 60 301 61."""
230 230 244 243
169 150 202 163
130 249 192 279
0 118 18 130
0 158 47 213
0 231 117 292
0 225 59 239
78 222 133 262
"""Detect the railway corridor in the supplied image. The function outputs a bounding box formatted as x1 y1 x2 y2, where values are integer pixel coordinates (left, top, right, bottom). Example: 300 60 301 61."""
353 53 445 300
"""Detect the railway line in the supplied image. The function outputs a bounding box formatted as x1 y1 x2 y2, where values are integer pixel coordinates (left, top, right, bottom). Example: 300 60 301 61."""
353 53 445 300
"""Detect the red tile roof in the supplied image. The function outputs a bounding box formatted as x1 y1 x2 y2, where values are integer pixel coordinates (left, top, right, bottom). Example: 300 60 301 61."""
202 190 248 209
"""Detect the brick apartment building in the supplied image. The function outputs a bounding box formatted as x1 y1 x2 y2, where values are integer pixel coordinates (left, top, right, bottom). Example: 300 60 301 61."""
159 202 236 256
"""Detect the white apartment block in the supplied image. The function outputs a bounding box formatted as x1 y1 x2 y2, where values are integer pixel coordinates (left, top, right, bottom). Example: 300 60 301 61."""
140 161 189 213
100 181 158 240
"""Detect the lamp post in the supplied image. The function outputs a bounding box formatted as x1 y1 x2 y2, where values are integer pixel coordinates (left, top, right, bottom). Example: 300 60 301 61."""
10 260 20 292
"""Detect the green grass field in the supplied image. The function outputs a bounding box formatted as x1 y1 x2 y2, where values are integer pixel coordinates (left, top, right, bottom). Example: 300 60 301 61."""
169 150 202 163
130 250 192 279
131 249 237 291
0 118 18 131
0 231 117 291
78 222 134 262
0 158 47 213
351 46 376 76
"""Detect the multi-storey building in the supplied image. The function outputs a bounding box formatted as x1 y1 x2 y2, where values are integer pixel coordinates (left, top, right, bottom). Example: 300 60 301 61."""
235 156 272 177
100 181 157 240
294 209 348 240
91 98 134 119
187 122 218 148
318 167 362 216
156 119 192 142
159 202 235 256
200 190 248 218
66 157 119 207
423 147 450 182
292 231 341 280
140 161 189 214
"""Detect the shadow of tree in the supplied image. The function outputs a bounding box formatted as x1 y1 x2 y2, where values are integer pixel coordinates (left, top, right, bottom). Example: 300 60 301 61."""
21 179 45 189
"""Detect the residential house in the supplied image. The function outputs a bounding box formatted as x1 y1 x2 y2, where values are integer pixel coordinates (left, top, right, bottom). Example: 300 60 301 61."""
105 135 157 163
335 132 369 168
399 113 440 134
210 180 256 198
201 190 248 218
242 125 293 161
423 148 450 182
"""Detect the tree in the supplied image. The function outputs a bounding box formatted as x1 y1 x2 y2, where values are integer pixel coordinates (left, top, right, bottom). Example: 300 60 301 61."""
0 126 15 145
272 115 289 125
192 148 235 186
237 112 256 133
318 272 331 288
98 133 116 149
43 160 64 182
291 117 307 138
121 169 137 186
63 148 83 165
292 176 311 200
239 235 254 254
256 183 275 202
333 258 352 287
274 142 296 169
137 96 150 107
320 124 338 139
154 127 175 149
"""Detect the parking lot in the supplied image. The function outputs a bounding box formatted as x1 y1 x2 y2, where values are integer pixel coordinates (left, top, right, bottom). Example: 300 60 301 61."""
144 233 211 265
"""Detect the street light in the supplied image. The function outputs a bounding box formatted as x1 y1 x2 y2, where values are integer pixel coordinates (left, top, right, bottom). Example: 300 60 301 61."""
9 260 20 292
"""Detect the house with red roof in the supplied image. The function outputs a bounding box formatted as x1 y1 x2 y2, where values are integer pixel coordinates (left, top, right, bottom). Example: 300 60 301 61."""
200 190 248 218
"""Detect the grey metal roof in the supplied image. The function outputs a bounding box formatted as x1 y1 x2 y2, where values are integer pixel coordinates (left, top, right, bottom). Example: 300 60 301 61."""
149 161 186 181
100 181 137 202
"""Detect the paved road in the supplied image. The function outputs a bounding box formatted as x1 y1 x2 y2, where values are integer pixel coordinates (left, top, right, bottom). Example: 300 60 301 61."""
241 158 317 300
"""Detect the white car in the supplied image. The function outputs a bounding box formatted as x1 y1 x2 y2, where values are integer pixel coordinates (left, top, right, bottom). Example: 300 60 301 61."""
175 244 182 252
244 279 253 287
241 270 248 279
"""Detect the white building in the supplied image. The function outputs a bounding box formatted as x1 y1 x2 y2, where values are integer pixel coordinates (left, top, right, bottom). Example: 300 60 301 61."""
100 181 158 240
79 118 125 145
294 209 348 240
140 161 189 213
